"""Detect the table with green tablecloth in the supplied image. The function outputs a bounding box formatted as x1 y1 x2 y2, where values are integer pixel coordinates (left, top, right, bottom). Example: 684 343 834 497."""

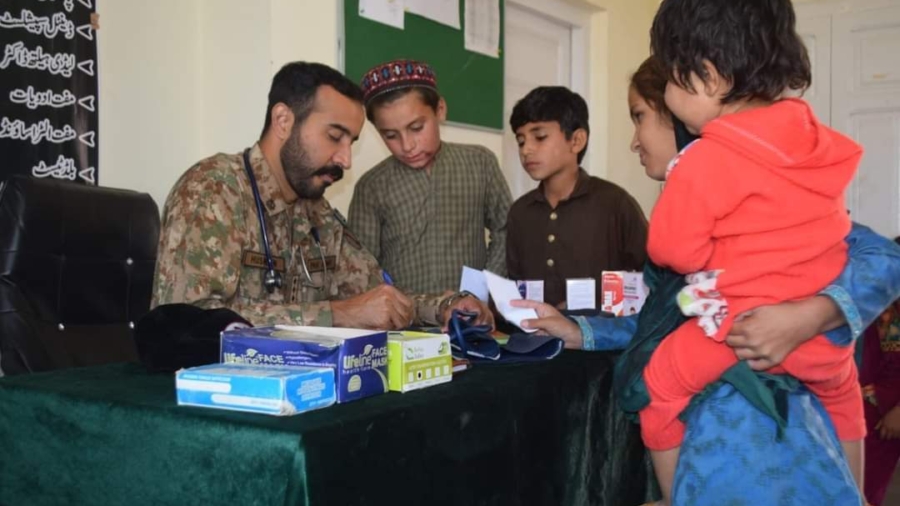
0 351 650 506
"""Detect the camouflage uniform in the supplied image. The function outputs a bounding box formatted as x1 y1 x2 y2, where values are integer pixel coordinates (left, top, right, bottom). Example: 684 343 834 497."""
152 143 446 327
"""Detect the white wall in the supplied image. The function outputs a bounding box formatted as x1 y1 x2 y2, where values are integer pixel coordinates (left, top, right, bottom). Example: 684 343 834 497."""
98 0 203 211
586 0 661 215
98 0 656 215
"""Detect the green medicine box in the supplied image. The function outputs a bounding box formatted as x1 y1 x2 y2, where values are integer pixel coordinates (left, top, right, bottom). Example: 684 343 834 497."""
387 331 452 393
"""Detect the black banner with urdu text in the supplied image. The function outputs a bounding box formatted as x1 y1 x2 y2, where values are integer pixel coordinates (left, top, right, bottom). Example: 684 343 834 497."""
0 0 98 185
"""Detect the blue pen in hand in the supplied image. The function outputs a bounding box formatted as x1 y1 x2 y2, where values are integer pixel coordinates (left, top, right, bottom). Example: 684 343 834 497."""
382 270 394 286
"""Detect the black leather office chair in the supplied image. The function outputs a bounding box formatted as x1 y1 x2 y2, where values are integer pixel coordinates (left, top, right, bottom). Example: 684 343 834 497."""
0 175 159 375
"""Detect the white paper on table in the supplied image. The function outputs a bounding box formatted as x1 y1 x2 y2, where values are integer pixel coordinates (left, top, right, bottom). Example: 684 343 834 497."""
464 0 500 58
406 0 460 29
360 0 405 30
460 266 489 302
566 278 596 311
484 271 538 332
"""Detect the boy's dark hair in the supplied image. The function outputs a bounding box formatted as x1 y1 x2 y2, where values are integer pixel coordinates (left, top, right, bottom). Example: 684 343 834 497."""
364 86 441 122
650 0 811 104
261 62 364 137
509 86 590 164
630 57 672 122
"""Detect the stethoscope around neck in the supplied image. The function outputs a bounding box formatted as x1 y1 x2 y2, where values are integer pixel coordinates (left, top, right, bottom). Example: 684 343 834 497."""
242 149 329 294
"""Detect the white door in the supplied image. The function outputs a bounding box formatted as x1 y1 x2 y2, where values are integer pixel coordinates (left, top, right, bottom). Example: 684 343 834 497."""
832 4 900 239
503 4 572 198
795 15 833 124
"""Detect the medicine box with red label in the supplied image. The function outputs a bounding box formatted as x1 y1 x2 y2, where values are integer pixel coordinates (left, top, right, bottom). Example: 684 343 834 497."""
601 271 648 316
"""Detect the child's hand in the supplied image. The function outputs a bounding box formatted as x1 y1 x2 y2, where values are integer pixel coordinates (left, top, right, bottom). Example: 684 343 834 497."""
876 405 900 440
511 300 582 349
726 301 822 370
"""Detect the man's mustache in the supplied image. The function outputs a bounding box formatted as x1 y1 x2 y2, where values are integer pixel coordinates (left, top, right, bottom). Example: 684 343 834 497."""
313 165 344 182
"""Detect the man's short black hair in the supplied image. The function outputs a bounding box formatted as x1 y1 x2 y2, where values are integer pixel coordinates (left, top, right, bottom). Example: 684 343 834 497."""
650 0 811 104
364 87 441 122
509 86 590 164
261 62 364 137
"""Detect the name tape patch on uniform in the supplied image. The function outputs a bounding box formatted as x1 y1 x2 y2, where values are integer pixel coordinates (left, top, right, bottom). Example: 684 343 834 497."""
242 251 286 272
305 255 337 273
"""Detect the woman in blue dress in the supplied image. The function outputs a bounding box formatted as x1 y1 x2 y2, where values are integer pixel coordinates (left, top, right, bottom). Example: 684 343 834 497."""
513 56 900 505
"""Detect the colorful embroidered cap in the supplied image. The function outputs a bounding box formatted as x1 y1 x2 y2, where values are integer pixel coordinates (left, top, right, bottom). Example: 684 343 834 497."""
360 59 438 104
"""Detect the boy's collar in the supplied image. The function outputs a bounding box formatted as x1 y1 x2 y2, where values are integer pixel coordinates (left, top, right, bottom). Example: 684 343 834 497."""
529 167 590 205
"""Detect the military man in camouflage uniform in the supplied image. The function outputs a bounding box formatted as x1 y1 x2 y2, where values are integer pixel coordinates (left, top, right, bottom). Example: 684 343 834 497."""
152 62 491 329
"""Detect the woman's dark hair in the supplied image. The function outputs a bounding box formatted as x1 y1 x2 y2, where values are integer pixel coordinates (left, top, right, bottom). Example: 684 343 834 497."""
630 57 672 122
650 0 811 104
509 86 590 163
364 87 441 122
261 62 364 137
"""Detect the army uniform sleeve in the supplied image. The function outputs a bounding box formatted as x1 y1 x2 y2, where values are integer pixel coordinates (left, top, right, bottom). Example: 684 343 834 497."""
410 292 452 327
152 164 335 327
482 148 512 276
152 165 249 312
331 209 449 327
333 208 384 298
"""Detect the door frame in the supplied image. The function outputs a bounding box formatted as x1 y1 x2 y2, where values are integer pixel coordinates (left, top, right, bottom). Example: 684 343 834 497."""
506 0 594 101
796 0 900 237
506 0 603 173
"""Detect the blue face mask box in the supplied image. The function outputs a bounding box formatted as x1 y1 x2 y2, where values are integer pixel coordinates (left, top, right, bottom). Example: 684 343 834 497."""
221 326 389 403
175 363 336 416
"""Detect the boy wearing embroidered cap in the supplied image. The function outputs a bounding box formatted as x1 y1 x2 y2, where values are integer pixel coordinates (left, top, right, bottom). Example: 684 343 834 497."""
348 59 513 294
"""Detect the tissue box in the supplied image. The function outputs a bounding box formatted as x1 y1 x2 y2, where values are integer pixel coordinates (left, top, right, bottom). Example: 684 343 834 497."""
601 271 648 316
221 326 388 403
387 331 452 393
175 363 335 416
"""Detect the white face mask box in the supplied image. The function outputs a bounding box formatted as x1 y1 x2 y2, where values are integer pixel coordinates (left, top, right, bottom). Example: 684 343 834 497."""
175 363 335 416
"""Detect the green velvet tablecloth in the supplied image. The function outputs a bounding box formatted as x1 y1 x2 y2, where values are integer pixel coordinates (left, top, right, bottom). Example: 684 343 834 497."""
0 351 649 506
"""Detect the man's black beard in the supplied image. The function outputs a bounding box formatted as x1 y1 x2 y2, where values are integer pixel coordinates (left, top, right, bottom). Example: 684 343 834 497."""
281 135 344 199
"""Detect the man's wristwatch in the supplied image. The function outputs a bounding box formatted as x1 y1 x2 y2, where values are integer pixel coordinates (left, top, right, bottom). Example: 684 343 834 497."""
439 290 475 320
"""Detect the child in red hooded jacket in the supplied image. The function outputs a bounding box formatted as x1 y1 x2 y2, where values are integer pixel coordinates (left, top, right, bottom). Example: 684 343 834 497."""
642 1 864 504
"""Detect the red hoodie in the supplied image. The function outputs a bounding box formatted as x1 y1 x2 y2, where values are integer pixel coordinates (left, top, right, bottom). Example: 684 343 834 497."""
647 98 862 338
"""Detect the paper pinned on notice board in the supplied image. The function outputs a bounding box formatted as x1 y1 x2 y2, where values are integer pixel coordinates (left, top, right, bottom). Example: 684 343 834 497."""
360 0 405 30
406 0 460 29
464 0 500 58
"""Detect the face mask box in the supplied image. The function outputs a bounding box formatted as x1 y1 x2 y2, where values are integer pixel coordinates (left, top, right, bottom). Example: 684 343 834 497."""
601 271 648 316
387 331 452 393
175 363 335 416
221 326 388 403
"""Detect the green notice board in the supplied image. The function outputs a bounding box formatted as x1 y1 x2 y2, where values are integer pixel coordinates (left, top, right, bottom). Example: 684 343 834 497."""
343 0 505 130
